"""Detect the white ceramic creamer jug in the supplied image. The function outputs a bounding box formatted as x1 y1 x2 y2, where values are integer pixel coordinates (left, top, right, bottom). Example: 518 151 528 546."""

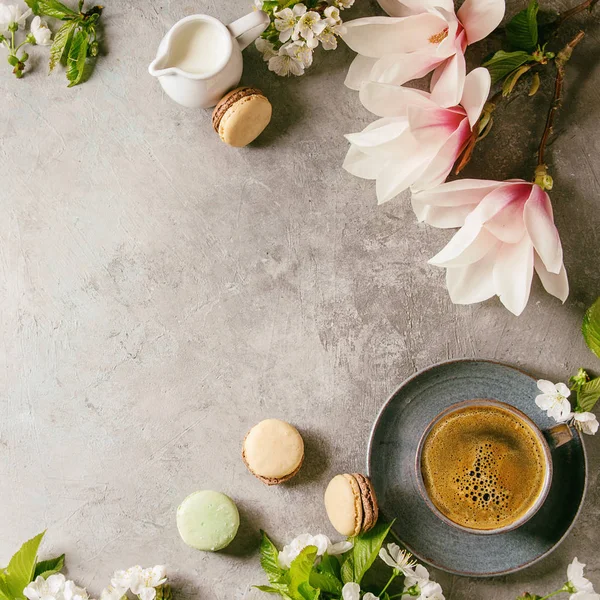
149 11 270 109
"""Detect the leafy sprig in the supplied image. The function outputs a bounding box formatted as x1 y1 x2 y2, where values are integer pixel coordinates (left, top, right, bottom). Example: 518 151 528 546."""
0 532 64 600
24 0 102 86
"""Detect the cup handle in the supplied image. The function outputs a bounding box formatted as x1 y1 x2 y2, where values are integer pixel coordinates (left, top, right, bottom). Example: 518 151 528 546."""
227 10 270 51
544 422 573 449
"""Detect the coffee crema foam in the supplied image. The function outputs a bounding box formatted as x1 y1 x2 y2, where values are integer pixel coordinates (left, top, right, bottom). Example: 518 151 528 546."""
421 404 547 530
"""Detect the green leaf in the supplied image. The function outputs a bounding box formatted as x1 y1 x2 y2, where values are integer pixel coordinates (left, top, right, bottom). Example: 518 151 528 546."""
506 0 539 51
66 29 88 87
286 547 318 600
254 584 293 599
49 21 77 72
577 378 600 413
4 532 45 600
308 570 342 595
350 521 394 585
23 0 40 14
33 555 65 580
260 531 286 584
317 554 341 581
582 297 600 359
37 0 78 19
340 555 354 584
502 64 532 96
483 50 533 84
0 573 11 600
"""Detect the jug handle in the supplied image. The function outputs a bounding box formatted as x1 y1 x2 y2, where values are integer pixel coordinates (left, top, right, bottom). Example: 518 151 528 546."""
227 10 270 51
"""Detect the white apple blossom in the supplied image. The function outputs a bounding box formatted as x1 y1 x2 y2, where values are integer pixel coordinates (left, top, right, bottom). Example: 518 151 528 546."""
335 0 355 7
278 533 353 568
294 10 326 48
99 586 127 600
324 6 341 24
255 37 277 61
274 4 306 43
572 412 599 435
402 564 445 600
342 583 378 600
268 42 307 76
379 543 418 577
24 575 91 600
536 380 572 422
30 15 51 45
0 3 31 32
567 558 600 600
286 40 313 67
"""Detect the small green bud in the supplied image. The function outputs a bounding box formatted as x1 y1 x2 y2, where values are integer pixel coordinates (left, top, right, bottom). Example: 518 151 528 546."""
26 33 36 44
7 54 19 66
570 368 589 390
14 68 23 78
89 41 99 56
8 21 18 32
534 165 553 191
20 52 29 61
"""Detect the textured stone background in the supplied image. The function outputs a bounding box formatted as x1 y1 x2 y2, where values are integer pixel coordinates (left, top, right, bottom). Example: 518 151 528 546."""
1 0 599 598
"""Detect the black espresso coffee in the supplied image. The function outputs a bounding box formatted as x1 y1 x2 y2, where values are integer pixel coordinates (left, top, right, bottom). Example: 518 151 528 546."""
421 403 547 531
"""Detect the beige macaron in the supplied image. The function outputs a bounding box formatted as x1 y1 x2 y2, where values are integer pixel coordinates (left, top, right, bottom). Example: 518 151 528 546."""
212 87 272 147
324 473 379 537
242 419 304 485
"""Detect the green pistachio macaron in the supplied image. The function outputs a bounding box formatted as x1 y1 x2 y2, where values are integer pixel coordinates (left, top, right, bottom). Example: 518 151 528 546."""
176 490 240 551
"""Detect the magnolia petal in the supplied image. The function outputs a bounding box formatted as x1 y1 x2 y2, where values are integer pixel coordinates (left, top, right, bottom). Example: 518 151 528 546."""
469 181 530 226
341 14 449 57
524 184 563 274
408 105 465 146
460 67 491 129
457 0 505 44
411 117 471 190
412 178 504 207
412 195 477 228
484 197 527 243
445 249 497 304
377 0 455 17
359 81 435 117
345 54 378 90
376 150 431 203
429 226 498 267
343 145 387 180
430 33 466 108
369 52 445 87
345 118 410 153
534 253 569 302
493 237 535 316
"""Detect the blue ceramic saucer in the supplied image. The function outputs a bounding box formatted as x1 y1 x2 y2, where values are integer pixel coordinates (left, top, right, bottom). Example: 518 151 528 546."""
367 359 587 577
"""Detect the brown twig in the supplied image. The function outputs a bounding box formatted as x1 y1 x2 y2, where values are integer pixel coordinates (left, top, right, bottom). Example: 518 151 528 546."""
537 30 585 168
556 0 599 28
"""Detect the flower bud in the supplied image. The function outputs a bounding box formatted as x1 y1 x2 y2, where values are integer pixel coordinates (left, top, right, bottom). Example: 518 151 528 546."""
20 52 29 61
7 55 19 66
8 21 18 32
26 33 36 44
89 41 99 56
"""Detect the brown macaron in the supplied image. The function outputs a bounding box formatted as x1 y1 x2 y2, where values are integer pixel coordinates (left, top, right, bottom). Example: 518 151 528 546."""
242 419 304 485
352 473 379 532
324 473 379 537
212 87 272 148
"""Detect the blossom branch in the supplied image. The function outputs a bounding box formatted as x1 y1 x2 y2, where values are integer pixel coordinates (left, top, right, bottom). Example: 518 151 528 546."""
556 0 599 28
535 30 585 186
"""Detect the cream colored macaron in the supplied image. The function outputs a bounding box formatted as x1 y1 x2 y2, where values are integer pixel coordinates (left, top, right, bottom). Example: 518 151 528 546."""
324 474 363 537
212 87 272 148
242 419 304 485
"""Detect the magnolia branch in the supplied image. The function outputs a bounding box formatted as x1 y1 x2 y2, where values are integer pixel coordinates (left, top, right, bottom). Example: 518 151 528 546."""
536 31 585 177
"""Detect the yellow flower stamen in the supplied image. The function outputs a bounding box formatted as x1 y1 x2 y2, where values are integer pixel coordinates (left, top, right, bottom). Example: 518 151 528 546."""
429 28 449 44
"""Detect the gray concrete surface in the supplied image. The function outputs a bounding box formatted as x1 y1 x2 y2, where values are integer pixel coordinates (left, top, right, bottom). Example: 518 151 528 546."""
1 0 599 598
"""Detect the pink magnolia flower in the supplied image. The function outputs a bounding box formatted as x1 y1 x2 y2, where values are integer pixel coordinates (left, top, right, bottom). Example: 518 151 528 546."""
342 0 504 108
412 179 568 315
343 67 490 204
